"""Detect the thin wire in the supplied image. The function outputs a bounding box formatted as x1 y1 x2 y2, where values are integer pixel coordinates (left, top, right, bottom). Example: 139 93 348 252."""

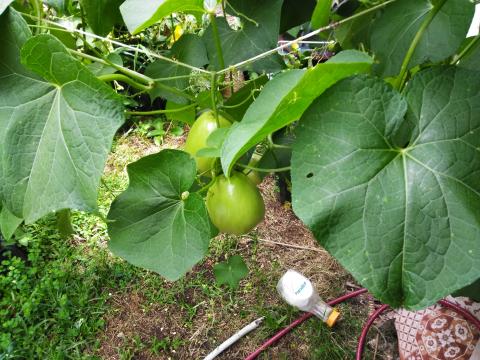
19 12 211 74
218 0 397 74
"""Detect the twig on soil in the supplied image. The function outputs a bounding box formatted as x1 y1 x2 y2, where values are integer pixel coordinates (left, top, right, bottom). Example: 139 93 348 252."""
241 236 327 253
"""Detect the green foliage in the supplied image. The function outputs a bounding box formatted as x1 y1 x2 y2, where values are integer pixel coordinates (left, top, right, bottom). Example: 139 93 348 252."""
107 150 216 280
458 36 480 71
79 0 123 36
0 206 22 240
146 34 208 104
0 11 124 223
280 0 316 33
0 0 479 312
311 0 331 29
292 67 480 309
0 220 136 359
370 0 474 77
213 255 248 289
203 0 285 72
120 0 204 34
222 75 268 121
221 50 373 176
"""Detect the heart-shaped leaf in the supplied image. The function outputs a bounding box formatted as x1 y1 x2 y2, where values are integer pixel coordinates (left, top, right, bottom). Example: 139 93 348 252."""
107 150 216 280
214 255 248 289
370 0 474 77
292 67 480 309
0 9 125 223
221 50 373 176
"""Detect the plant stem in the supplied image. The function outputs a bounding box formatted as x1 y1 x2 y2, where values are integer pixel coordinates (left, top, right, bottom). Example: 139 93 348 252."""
451 34 480 65
56 209 74 238
197 177 217 194
69 49 154 86
210 72 220 127
79 4 88 44
394 0 447 90
30 0 43 35
72 50 193 101
20 11 211 75
98 74 152 91
217 0 398 74
155 81 196 101
236 163 291 173
220 90 257 109
209 13 226 71
126 103 197 116
270 143 292 150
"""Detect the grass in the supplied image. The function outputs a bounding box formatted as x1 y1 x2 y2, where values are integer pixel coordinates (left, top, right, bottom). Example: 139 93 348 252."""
0 132 385 360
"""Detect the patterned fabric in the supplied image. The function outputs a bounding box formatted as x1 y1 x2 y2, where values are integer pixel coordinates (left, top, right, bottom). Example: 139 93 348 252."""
393 297 480 360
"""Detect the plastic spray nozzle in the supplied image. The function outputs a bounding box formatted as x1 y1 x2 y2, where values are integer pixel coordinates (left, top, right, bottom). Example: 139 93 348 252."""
277 270 340 327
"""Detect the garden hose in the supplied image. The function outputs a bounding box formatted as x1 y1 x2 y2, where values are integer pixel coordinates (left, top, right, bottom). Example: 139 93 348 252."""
245 289 480 360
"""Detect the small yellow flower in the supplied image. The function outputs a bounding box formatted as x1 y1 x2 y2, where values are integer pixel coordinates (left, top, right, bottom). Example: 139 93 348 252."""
170 25 184 45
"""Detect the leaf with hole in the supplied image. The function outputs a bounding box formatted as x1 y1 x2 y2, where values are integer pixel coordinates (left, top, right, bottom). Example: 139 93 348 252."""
107 150 217 280
221 50 373 176
292 66 480 309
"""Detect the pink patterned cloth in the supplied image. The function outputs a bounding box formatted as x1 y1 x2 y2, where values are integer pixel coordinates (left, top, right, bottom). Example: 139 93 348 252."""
392 297 480 360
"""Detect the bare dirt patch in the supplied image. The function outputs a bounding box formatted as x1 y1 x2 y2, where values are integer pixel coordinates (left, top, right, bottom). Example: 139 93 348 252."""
95 134 396 360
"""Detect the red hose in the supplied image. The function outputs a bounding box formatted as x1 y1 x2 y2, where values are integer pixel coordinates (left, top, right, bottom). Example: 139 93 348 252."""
439 299 480 330
244 288 368 360
355 304 389 360
245 289 480 360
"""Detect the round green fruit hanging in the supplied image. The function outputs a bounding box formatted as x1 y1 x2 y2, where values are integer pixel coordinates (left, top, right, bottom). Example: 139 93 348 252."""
184 110 231 175
206 172 265 235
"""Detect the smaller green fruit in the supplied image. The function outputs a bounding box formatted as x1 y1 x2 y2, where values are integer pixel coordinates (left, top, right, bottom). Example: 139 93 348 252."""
206 172 265 235
184 111 231 175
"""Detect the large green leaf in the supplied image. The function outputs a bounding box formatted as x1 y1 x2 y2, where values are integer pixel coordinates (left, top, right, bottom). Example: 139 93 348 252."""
80 0 123 36
370 0 474 77
291 67 480 309
311 0 331 29
0 11 124 223
203 0 284 72
458 36 480 71
145 34 208 104
107 150 216 280
280 0 316 33
120 0 204 35
0 205 22 241
220 50 373 176
0 0 13 15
